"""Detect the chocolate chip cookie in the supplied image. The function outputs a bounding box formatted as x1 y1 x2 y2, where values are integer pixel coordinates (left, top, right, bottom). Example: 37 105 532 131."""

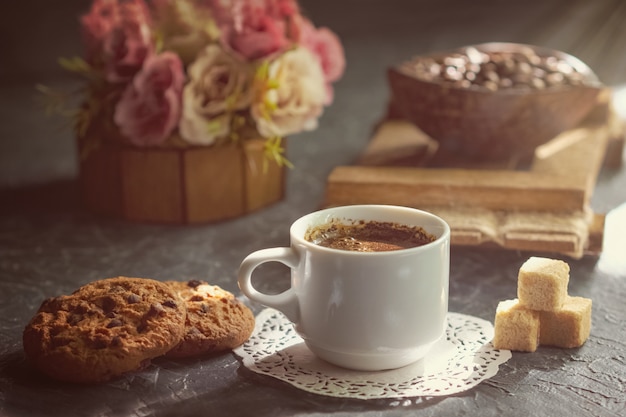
164 280 255 358
22 277 186 383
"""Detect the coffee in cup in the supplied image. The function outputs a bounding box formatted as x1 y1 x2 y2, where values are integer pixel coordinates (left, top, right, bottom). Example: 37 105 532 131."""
305 219 436 252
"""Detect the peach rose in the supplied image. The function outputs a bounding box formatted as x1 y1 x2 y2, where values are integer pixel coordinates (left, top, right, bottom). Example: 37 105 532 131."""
179 45 253 146
114 52 184 146
251 47 327 138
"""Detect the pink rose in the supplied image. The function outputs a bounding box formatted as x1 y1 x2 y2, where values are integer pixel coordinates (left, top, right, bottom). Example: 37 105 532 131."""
298 17 345 104
210 0 299 25
229 15 287 60
114 52 185 147
80 0 120 65
80 0 153 82
102 1 153 82
301 18 346 82
212 0 300 60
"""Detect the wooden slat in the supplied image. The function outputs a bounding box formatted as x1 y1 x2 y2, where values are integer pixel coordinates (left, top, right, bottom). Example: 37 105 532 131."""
242 139 285 213
121 149 184 223
450 230 485 246
184 145 245 223
421 206 592 258
531 91 612 203
326 166 586 212
79 144 122 218
358 120 438 167
586 213 606 254
503 232 579 255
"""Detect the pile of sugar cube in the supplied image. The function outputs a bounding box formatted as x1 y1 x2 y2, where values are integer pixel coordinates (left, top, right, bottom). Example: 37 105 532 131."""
493 256 592 352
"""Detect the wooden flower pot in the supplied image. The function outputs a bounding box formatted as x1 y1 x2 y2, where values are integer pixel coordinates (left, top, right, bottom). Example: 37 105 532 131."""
78 139 285 224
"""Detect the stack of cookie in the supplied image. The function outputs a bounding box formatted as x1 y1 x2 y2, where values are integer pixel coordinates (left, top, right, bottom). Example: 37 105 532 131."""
492 257 592 352
22 277 255 383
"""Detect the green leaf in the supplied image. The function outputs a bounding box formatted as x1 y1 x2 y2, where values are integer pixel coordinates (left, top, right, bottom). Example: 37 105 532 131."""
153 30 165 54
35 84 67 116
35 83 100 141
58 56 92 74
263 136 293 172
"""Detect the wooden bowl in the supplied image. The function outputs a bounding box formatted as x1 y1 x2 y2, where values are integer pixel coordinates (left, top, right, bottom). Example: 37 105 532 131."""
387 42 605 161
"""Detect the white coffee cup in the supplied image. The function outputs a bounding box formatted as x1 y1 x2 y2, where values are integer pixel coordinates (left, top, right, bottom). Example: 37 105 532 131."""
238 205 450 371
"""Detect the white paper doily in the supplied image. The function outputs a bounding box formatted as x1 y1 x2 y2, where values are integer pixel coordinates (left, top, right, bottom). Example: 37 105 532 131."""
234 308 511 399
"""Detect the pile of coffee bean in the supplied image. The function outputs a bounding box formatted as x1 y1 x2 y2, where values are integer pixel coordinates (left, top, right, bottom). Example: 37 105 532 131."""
405 46 592 91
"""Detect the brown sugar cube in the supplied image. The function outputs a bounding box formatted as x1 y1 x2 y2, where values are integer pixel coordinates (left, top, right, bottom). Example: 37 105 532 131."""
539 296 592 348
517 257 569 311
493 299 540 352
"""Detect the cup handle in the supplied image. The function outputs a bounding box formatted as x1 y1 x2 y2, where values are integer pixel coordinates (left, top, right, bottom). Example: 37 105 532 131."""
238 247 300 323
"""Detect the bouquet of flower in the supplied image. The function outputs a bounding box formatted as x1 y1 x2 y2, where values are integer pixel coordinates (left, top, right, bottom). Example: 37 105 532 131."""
42 0 345 167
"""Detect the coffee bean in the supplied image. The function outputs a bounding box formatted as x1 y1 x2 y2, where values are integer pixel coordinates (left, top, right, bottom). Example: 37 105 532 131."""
499 78 513 88
484 80 498 91
406 46 592 91
546 72 565 85
484 70 500 83
531 78 546 89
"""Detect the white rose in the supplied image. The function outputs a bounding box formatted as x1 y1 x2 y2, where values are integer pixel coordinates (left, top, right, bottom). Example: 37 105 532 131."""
252 47 327 138
179 44 253 146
